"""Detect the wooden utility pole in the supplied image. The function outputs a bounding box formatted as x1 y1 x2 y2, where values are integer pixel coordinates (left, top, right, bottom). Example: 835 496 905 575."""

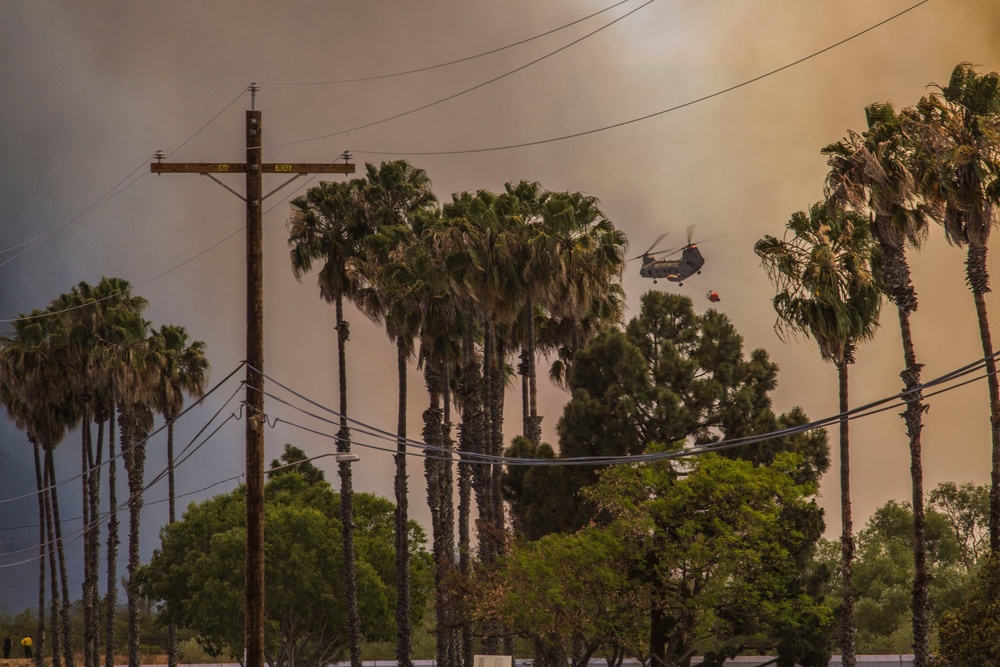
151 85 354 667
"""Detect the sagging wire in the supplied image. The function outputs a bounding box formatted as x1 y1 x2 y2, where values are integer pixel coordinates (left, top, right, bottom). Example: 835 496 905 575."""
250 343 1000 467
0 363 245 506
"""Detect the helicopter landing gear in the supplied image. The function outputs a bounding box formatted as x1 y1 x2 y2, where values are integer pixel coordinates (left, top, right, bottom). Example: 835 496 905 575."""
653 279 658 284
697 270 702 275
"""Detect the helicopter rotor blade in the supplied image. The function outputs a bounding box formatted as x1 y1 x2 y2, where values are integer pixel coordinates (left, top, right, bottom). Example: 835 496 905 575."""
687 232 731 246
647 245 684 259
686 224 697 245
629 231 671 260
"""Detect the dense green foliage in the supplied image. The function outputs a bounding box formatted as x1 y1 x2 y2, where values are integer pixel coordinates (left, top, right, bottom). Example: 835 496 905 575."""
505 292 829 540
816 483 991 654
494 292 833 667
937 552 1000 665
140 461 433 667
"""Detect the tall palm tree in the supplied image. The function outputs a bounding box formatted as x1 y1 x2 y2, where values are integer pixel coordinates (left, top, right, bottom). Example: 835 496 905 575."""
353 160 438 667
912 63 1000 552
824 101 935 667
0 356 50 667
402 234 466 667
149 324 210 667
87 277 149 667
288 177 368 667
756 200 882 667
115 321 157 667
0 310 77 667
499 180 550 446
441 190 519 543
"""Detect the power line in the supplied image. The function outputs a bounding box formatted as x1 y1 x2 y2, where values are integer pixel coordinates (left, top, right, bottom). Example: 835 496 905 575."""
352 0 934 156
260 0 636 85
174 0 656 155
0 412 244 567
0 364 245 506
250 342 998 467
0 87 248 270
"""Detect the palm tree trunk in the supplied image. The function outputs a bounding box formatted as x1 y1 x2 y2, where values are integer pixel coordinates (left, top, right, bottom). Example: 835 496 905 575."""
965 244 1000 552
874 221 929 666
81 405 94 667
441 363 458 667
394 336 413 667
525 300 541 446
120 409 146 667
837 362 856 667
33 442 46 667
87 415 104 667
422 360 448 667
46 448 75 667
105 413 120 667
478 321 494 555
166 421 178 667
897 307 930 667
458 327 478 667
42 452 62 667
335 296 363 667
480 324 500 656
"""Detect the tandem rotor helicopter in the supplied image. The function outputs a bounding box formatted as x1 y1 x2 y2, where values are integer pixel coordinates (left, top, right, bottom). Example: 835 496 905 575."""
633 226 723 303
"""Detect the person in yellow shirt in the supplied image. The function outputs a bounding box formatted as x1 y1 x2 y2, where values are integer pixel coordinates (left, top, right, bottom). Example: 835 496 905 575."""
20 635 32 659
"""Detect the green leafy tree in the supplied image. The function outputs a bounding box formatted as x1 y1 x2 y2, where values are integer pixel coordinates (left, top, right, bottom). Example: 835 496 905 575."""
816 491 979 654
504 292 831 666
140 460 433 667
929 481 990 569
587 453 833 667
937 552 1000 665
469 528 646 667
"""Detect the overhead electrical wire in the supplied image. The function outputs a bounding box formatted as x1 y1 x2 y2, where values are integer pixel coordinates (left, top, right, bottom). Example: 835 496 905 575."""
0 474 242 533
177 0 656 155
250 343 998 467
0 363 245 506
0 87 249 272
0 413 245 567
2 340 987 562
352 0 933 156
260 0 636 85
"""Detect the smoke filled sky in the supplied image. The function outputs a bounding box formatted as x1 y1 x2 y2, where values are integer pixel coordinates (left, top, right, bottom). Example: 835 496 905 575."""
2 0 1000 612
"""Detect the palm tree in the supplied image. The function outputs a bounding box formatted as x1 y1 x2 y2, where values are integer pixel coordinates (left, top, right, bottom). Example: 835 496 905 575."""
0 310 77 667
411 235 463 667
149 324 210 667
115 322 157 667
288 177 368 667
824 102 935 667
0 350 50 667
911 63 1000 552
87 277 149 667
352 160 438 667
499 181 551 446
755 200 882 667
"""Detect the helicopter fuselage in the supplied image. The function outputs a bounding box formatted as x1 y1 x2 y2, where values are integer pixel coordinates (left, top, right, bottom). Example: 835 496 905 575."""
639 245 705 283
